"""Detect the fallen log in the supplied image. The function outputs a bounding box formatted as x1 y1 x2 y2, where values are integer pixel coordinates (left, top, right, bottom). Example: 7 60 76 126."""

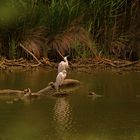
37 79 80 95
0 88 32 96
0 79 80 98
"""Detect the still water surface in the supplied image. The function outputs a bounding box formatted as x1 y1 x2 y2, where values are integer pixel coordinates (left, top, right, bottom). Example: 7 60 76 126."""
0 69 140 140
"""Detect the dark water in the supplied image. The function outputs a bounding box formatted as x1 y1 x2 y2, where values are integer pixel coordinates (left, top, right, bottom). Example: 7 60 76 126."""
0 69 140 140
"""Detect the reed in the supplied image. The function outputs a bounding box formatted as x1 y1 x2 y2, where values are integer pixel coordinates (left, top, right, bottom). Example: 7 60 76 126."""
84 0 139 59
0 0 139 60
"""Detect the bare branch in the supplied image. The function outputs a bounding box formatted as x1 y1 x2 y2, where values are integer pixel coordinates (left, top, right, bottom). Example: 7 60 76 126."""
19 43 41 65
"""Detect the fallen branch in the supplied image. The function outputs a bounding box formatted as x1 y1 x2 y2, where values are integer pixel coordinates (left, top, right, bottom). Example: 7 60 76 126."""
117 60 140 68
19 43 41 65
56 48 64 59
42 58 51 66
101 58 117 67
56 48 73 66
0 60 4 65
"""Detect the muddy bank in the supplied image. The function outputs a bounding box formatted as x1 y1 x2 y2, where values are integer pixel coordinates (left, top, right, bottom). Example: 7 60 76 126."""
71 58 140 73
0 57 140 73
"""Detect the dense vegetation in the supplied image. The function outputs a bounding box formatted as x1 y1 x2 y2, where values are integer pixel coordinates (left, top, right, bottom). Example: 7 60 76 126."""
0 0 139 61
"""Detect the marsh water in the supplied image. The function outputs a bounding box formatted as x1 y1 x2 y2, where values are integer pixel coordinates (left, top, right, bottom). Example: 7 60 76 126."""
0 69 140 140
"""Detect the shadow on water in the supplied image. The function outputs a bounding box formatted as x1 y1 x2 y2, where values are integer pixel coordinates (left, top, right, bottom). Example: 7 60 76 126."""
0 69 140 140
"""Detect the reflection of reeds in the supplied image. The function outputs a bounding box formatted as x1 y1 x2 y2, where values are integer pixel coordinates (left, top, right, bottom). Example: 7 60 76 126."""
53 97 72 138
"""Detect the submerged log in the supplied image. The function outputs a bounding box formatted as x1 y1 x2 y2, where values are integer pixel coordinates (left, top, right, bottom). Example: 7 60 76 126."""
37 79 80 95
0 79 80 97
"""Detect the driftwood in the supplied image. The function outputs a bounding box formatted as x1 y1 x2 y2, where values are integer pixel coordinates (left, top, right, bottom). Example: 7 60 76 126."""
71 57 140 70
97 58 140 68
0 58 27 69
1 56 139 71
0 79 80 98
117 60 140 68
0 57 51 70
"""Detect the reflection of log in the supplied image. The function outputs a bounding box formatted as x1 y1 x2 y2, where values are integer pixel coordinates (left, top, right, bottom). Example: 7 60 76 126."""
0 79 80 97
0 89 25 95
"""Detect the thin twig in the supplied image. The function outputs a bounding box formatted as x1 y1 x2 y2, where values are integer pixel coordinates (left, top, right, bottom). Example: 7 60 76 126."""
0 60 5 66
56 48 73 65
56 48 64 59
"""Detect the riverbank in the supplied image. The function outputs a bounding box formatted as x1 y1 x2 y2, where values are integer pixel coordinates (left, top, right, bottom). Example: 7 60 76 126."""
0 57 140 73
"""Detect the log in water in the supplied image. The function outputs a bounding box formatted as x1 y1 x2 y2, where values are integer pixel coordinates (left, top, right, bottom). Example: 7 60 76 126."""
0 79 80 97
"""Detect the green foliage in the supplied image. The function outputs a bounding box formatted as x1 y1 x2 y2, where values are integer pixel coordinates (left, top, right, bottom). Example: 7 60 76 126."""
84 0 139 59
0 0 139 60
9 38 17 59
70 44 93 60
45 0 83 35
0 0 47 59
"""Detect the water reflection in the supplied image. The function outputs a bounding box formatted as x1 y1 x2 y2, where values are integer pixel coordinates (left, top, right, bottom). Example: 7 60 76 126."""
53 97 72 139
0 69 56 91
0 70 140 140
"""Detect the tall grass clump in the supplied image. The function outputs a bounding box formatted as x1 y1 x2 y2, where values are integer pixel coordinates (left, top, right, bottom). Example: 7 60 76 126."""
0 0 94 60
43 0 94 60
84 0 140 60
0 0 47 59
0 0 139 61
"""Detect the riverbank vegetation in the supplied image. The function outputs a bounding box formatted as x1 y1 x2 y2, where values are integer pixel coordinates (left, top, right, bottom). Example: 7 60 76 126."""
0 0 140 62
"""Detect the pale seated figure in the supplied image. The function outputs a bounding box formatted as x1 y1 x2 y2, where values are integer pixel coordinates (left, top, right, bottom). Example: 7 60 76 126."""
54 70 67 91
58 56 69 74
